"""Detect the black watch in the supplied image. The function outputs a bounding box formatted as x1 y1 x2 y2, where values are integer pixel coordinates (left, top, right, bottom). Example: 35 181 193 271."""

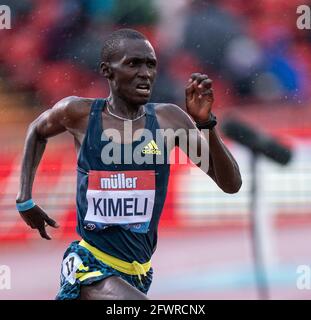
196 113 217 130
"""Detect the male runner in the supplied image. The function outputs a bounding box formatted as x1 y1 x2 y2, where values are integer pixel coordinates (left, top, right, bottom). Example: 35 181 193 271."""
16 29 242 300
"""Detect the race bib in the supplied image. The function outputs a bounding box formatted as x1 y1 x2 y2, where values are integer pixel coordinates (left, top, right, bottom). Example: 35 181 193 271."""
84 170 155 233
61 253 83 285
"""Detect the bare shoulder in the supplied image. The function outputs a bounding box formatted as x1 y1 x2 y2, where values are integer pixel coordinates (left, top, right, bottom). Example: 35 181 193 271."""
53 96 94 119
154 103 182 115
153 103 196 130
33 96 95 138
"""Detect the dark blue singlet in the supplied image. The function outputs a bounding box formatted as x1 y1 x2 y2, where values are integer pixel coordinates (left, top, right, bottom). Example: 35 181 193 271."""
76 99 170 264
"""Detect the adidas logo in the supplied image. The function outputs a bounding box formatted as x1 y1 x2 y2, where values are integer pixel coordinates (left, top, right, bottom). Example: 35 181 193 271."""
142 140 161 155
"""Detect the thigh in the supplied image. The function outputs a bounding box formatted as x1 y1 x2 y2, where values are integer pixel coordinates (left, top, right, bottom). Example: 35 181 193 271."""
80 276 149 300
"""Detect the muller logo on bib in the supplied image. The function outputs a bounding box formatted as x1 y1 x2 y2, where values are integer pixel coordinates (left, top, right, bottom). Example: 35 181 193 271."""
84 170 156 233
101 173 137 189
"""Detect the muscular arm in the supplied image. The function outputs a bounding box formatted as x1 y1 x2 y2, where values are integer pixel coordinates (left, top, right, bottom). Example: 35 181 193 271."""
17 106 66 202
16 96 88 239
205 127 242 193
157 103 242 194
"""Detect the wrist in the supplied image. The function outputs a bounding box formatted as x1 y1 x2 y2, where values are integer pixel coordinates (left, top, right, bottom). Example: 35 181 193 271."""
16 198 36 212
16 193 32 203
196 113 217 130
192 111 211 124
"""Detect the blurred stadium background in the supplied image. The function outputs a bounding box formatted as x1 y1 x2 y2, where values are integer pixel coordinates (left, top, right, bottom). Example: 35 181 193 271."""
0 0 311 299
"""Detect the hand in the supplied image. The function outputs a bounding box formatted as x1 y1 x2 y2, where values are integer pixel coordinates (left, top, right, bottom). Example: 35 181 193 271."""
18 205 59 240
185 73 214 123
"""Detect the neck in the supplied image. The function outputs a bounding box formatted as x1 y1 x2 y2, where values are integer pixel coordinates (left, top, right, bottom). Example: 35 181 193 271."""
107 95 145 120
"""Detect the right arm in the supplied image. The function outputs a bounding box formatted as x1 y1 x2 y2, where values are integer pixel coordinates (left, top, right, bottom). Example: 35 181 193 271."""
16 96 82 239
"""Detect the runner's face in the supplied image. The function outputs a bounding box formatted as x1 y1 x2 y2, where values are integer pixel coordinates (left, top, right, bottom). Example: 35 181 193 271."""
108 39 157 105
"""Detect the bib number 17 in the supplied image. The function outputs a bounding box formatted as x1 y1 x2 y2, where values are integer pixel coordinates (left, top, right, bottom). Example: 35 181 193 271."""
61 253 83 285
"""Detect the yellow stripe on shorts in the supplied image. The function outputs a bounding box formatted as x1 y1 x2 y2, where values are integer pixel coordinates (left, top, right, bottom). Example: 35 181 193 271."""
79 240 151 279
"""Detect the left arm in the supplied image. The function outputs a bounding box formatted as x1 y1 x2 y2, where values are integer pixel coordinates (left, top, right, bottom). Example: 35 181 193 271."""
207 127 242 193
185 73 242 193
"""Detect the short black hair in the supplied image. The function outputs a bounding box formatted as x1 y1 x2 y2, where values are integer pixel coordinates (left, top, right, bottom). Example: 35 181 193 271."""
101 28 147 62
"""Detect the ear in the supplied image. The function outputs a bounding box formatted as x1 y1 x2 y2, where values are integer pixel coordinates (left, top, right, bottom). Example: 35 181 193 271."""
100 62 112 79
